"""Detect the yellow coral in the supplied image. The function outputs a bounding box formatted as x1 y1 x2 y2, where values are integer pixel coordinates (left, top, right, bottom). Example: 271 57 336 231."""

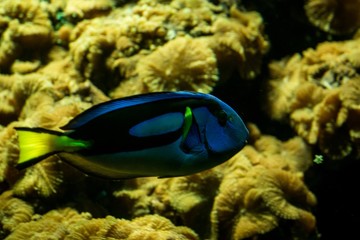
211 127 316 239
6 208 198 240
0 51 107 191
0 49 108 197
68 1 171 91
64 0 114 19
68 0 268 96
305 0 360 34
12 157 63 197
114 170 223 237
69 215 199 240
0 47 107 123
7 94 104 197
207 6 269 80
267 38 360 159
5 208 92 240
0 191 34 235
0 0 53 70
139 37 218 93
0 124 21 183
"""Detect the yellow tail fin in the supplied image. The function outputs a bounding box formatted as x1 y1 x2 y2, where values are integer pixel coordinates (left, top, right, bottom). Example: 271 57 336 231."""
15 127 90 169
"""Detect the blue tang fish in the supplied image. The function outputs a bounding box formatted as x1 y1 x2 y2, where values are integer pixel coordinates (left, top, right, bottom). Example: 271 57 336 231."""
15 91 248 179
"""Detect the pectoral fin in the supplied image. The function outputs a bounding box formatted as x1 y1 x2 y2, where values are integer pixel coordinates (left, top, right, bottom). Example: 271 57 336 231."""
181 107 202 153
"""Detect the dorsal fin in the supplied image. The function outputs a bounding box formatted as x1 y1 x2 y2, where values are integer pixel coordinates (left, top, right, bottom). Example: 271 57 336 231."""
62 91 203 130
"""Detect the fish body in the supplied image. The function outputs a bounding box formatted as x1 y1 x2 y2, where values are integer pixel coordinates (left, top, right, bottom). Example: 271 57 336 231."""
16 91 249 179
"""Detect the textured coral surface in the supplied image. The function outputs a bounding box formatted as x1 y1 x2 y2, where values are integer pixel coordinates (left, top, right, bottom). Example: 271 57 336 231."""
1 0 358 239
305 0 360 34
267 38 360 160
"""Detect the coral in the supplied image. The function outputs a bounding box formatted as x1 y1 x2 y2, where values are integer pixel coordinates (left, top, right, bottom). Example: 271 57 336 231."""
0 72 53 125
12 157 64 197
0 190 34 237
5 207 199 240
267 38 360 159
0 49 107 191
69 214 199 240
138 36 218 93
114 170 222 237
9 98 105 197
305 0 360 34
0 48 108 120
63 0 114 19
0 124 21 185
0 48 109 197
68 0 268 96
68 0 180 92
0 0 53 70
0 96 87 197
206 6 269 80
10 60 42 74
0 47 105 124
5 208 92 240
211 126 316 239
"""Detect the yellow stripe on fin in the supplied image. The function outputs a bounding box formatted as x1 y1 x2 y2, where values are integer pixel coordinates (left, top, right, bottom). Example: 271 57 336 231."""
182 106 193 141
15 127 90 169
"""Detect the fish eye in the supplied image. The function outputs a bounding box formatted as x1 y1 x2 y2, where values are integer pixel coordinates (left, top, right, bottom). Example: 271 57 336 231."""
217 110 228 126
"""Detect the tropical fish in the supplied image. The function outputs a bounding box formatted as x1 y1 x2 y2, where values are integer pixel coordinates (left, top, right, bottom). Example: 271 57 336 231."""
15 91 249 179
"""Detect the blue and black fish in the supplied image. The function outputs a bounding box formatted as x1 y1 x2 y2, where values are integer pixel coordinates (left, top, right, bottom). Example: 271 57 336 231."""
15 91 249 179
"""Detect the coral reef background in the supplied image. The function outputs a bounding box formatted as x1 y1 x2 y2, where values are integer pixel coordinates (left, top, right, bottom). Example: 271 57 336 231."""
1 0 359 239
